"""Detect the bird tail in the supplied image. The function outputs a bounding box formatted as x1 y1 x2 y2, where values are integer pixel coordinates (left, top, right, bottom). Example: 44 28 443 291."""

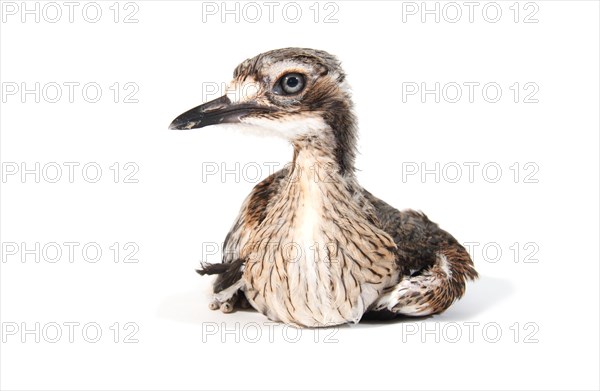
373 243 478 317
196 258 246 293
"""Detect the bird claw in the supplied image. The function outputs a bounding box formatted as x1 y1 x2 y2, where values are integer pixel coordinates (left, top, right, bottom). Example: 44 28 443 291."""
220 302 233 313
208 295 236 313
207 280 244 313
208 294 238 314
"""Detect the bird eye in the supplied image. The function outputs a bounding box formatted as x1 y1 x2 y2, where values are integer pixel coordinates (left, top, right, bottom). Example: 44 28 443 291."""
276 73 306 95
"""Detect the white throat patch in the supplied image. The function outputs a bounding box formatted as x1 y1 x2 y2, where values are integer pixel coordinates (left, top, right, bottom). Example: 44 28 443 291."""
242 114 329 140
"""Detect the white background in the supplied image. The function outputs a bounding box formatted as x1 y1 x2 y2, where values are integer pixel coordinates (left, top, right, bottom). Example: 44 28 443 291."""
1 1 599 390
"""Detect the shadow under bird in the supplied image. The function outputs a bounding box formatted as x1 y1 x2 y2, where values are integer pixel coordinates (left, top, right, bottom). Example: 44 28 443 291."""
169 48 478 328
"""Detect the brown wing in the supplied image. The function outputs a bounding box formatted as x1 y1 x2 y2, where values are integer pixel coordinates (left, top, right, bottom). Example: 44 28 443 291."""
362 189 478 318
361 189 469 277
199 168 289 293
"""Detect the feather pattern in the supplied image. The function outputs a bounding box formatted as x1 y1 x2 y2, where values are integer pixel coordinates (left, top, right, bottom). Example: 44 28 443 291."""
175 48 479 327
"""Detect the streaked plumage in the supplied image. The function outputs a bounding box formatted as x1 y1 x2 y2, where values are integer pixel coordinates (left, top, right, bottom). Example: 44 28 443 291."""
170 48 478 327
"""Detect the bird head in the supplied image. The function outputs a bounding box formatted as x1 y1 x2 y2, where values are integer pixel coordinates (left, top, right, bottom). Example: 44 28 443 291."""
169 48 358 173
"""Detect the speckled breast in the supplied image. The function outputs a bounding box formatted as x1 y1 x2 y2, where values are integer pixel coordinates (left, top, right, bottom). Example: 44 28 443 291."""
240 167 398 327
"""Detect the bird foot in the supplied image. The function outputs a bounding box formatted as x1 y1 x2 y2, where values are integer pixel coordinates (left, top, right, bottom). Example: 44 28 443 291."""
208 298 234 313
208 280 244 314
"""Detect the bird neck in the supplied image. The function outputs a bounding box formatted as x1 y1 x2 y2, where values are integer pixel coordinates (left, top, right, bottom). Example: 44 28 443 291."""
290 143 338 185
291 109 358 178
291 130 356 182
320 96 358 176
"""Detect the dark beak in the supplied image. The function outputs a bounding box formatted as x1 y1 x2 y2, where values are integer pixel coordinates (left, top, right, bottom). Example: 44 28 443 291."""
169 95 273 130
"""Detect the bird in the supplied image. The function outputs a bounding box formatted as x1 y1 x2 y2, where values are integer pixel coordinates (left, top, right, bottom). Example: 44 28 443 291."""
169 48 478 328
